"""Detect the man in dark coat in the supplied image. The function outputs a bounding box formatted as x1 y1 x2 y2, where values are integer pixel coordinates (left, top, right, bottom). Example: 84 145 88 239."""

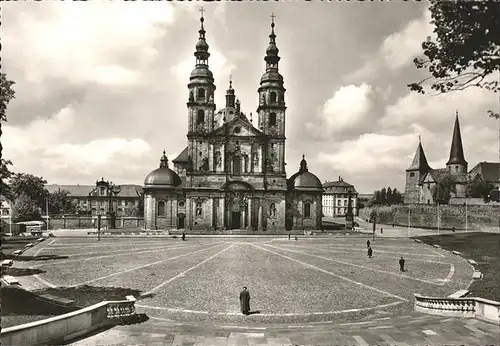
239 287 250 315
399 256 405 272
366 240 371 248
367 246 373 258
181 232 186 241
288 233 291 240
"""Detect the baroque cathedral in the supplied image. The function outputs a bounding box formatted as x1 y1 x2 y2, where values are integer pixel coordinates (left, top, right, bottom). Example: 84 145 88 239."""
142 13 323 231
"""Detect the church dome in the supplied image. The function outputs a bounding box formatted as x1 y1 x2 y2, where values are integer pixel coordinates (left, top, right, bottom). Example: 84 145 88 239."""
196 38 209 51
144 151 182 188
287 155 323 190
260 70 283 84
190 67 213 79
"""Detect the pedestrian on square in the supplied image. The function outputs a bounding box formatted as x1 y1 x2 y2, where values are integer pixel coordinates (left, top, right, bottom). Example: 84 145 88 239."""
239 287 250 315
366 240 371 248
380 227 383 234
399 256 405 272
294 236 298 241
288 233 291 240
367 246 373 258
181 232 186 241
392 223 395 227
452 227 456 232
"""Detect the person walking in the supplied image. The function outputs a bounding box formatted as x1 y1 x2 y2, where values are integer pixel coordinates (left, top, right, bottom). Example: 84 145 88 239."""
239 287 251 315
399 256 405 272
181 231 186 241
288 233 291 240
366 240 371 248
367 246 373 258
380 227 383 234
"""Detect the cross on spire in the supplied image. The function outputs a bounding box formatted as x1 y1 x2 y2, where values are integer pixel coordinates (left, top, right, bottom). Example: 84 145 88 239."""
270 12 276 23
199 7 205 18
418 135 421 142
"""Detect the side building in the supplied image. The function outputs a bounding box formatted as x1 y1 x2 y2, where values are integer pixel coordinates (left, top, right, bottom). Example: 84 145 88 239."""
405 112 499 204
46 178 143 216
322 177 358 217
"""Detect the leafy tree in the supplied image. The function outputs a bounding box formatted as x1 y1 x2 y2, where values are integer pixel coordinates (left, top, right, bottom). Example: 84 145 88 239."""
9 173 48 208
0 73 16 200
467 178 495 202
373 190 381 205
408 0 500 118
386 186 393 205
380 187 387 205
11 194 41 222
431 174 456 204
392 188 403 205
47 188 77 215
130 193 145 217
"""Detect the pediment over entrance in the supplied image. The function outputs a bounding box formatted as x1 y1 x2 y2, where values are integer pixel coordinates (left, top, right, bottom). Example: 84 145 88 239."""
220 180 255 191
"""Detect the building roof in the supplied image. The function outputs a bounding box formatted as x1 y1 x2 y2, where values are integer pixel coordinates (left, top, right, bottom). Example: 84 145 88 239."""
446 113 467 166
173 147 189 163
470 162 500 182
323 178 358 194
423 168 468 184
287 155 322 191
45 184 143 197
407 140 431 172
144 151 182 188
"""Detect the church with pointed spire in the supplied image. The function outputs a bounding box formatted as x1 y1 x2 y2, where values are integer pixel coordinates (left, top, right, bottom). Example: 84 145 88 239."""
142 12 323 231
404 112 470 204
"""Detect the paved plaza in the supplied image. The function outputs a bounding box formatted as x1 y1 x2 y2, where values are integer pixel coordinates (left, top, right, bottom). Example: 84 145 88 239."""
12 233 499 345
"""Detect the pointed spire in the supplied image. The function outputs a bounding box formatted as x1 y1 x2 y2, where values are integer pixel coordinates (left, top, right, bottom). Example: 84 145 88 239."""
194 7 210 64
265 13 280 67
159 150 169 168
406 139 431 172
446 111 467 166
299 154 308 172
225 75 235 107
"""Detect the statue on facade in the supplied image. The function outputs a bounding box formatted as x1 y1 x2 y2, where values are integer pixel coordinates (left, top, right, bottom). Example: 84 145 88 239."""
189 90 194 102
270 203 277 218
215 151 222 167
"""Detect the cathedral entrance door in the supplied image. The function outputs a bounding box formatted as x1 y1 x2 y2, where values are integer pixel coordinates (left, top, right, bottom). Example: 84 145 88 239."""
177 214 185 229
231 211 241 229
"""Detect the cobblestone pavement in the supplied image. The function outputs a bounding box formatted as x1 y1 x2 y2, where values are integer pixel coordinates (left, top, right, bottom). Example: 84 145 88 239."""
69 312 500 345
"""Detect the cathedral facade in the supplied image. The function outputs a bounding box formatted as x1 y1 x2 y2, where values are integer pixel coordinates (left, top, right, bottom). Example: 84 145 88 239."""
142 14 323 231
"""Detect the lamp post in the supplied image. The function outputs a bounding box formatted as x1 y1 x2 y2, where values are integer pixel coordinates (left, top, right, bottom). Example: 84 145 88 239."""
107 181 120 230
45 197 49 231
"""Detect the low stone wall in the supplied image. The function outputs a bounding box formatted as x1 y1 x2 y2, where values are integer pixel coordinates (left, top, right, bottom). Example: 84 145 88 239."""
360 204 499 230
47 217 144 230
0 297 136 346
414 294 500 324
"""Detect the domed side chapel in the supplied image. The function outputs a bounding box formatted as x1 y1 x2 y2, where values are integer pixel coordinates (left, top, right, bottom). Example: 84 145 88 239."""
143 12 322 231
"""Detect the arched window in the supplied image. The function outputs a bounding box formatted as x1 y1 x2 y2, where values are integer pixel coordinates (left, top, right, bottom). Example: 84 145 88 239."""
270 92 277 103
91 208 97 215
99 208 105 215
233 155 241 175
197 88 205 99
197 110 205 125
243 155 249 173
100 187 106 196
157 201 165 216
269 113 277 127
304 202 311 218
117 208 123 216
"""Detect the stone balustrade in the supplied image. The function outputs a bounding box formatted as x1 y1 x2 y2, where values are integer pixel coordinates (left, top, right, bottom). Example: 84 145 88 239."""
1 296 137 346
415 294 500 324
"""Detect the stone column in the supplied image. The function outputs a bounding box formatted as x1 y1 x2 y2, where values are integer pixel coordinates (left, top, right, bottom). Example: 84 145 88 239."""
258 146 262 173
209 143 214 172
241 209 245 229
258 200 263 231
186 197 192 230
221 144 225 173
220 196 226 230
248 198 253 230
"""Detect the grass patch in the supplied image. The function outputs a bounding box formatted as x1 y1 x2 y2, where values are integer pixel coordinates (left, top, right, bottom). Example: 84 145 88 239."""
32 285 143 309
415 232 500 302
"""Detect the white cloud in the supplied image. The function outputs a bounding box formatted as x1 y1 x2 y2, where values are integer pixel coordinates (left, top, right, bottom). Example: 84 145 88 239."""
346 9 432 81
317 133 418 174
4 1 176 86
381 87 496 131
306 84 374 136
3 106 152 175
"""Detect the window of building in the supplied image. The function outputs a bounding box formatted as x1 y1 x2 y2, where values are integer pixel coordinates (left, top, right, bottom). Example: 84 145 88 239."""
197 88 205 99
196 110 205 125
178 201 185 208
157 201 165 216
195 202 203 217
304 203 311 218
91 208 97 215
243 155 249 173
269 113 277 127
2 209 9 215
117 208 123 216
410 172 415 177
270 92 277 103
233 156 241 175
100 187 106 195
99 208 105 214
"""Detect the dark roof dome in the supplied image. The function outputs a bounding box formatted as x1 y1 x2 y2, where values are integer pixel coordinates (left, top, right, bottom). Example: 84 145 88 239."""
196 38 209 51
260 70 283 83
190 67 213 79
287 155 323 190
144 151 182 188
266 42 279 56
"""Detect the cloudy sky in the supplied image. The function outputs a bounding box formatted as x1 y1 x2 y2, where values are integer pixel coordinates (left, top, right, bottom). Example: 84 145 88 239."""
3 2 499 194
